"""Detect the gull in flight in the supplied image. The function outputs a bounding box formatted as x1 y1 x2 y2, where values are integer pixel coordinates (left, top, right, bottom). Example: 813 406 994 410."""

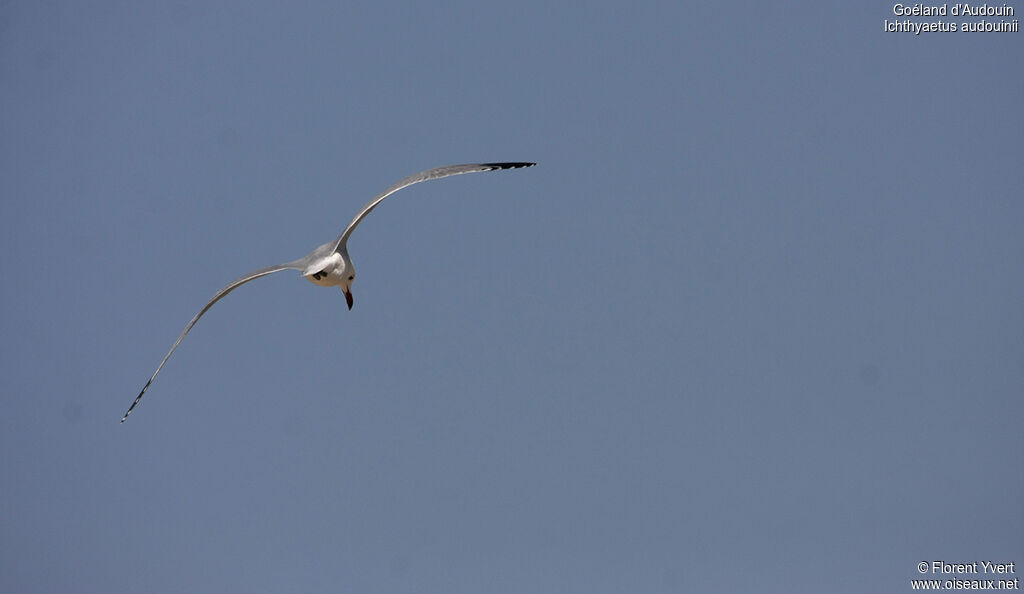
121 162 536 422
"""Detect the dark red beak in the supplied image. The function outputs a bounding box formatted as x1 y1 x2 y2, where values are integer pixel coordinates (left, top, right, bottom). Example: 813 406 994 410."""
344 289 353 310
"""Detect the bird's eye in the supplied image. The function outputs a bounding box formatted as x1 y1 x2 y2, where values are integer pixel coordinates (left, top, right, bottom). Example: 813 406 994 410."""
348 276 354 281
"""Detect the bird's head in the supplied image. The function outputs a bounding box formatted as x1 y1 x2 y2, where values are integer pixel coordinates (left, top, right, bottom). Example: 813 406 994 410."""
304 253 355 309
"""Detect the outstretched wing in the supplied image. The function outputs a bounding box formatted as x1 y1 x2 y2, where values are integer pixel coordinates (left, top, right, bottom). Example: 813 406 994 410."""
332 162 536 252
121 261 305 422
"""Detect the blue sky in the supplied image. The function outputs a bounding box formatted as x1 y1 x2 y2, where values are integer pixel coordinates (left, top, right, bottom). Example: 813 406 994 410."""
1 2 1021 592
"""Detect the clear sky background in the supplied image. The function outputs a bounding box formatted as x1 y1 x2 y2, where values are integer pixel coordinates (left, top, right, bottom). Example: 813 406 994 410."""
1 2 1021 593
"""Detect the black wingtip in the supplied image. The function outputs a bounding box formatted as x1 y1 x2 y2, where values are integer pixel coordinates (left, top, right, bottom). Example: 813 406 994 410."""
482 162 536 170
121 380 152 423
